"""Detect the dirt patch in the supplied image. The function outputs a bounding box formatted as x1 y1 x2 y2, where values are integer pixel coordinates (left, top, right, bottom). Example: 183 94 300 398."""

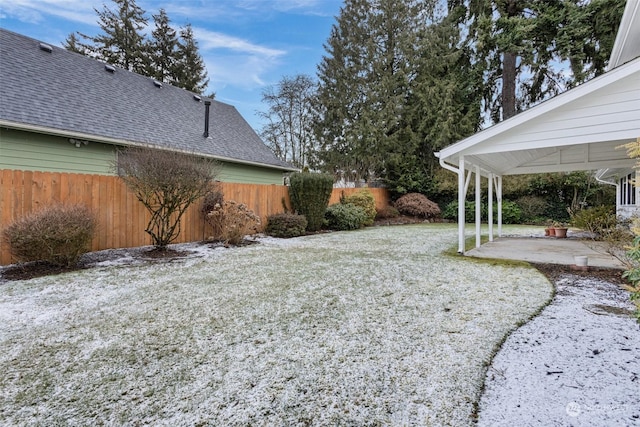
1 262 88 282
531 262 627 286
1 247 191 282
373 215 444 226
0 239 261 283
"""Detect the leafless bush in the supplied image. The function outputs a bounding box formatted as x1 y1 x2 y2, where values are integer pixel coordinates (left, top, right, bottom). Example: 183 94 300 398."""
3 204 96 267
393 193 441 219
116 146 219 248
204 200 261 245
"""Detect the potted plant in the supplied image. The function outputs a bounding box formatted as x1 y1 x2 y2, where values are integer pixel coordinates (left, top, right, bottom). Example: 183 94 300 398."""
553 222 568 238
545 220 555 237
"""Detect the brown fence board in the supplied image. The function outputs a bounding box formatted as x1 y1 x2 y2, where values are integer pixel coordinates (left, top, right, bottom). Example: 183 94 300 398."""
0 170 389 265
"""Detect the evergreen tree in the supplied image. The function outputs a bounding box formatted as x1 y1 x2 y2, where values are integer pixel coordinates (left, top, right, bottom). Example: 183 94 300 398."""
387 9 481 195
147 9 178 84
312 0 433 184
453 0 625 123
90 0 148 74
557 0 626 84
174 24 209 94
62 1 210 94
63 32 91 56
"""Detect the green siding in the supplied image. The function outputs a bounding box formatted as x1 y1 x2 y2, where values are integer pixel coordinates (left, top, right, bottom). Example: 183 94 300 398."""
1 127 287 184
217 162 285 185
0 128 115 174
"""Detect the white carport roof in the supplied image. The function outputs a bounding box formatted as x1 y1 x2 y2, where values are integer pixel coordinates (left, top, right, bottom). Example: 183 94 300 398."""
436 0 640 178
437 0 640 254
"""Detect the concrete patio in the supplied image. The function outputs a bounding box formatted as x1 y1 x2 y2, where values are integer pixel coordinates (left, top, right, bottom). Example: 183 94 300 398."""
465 236 628 270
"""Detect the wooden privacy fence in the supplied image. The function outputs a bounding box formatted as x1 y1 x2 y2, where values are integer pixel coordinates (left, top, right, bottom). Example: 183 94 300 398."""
0 170 389 265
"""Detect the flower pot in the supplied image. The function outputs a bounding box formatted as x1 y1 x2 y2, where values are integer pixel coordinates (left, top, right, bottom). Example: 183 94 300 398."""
574 256 588 267
554 227 568 238
546 228 555 237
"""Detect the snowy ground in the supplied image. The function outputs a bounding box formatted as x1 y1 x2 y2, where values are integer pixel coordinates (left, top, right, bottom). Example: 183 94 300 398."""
478 271 640 427
0 224 554 426
1 224 637 426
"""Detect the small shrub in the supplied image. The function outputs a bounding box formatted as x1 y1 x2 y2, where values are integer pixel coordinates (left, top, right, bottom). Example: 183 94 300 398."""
442 200 521 224
622 234 640 323
570 205 617 237
515 195 548 223
500 201 522 224
443 201 484 223
289 172 334 232
394 193 441 219
342 190 376 226
204 200 261 245
4 204 97 267
265 213 307 238
324 203 368 230
116 146 219 248
375 205 400 220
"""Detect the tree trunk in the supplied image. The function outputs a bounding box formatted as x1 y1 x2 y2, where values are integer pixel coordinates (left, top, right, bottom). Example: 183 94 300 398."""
502 51 516 120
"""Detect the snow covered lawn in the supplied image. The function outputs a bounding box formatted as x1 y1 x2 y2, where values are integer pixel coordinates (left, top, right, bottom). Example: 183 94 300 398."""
0 224 552 426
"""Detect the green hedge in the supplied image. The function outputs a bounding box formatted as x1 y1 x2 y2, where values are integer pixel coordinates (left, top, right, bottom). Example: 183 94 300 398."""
289 172 334 232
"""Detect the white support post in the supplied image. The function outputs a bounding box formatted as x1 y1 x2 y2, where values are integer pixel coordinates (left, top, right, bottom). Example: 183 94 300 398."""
464 169 472 195
488 172 494 242
497 175 503 237
458 156 465 254
475 165 481 248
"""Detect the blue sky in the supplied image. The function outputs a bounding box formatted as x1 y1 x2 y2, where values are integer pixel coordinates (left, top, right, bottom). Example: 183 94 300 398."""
0 0 343 131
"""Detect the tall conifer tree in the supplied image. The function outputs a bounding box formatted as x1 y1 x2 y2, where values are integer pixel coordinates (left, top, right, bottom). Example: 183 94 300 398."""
147 9 178 84
174 24 209 94
90 0 148 74
313 0 432 184
63 1 210 94
451 0 625 123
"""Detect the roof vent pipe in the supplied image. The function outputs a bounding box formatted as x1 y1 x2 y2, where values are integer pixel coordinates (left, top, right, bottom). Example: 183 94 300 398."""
204 100 211 138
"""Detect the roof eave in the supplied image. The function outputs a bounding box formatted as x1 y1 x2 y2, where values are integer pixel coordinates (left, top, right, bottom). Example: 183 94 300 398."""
437 57 640 161
608 0 640 70
0 120 297 172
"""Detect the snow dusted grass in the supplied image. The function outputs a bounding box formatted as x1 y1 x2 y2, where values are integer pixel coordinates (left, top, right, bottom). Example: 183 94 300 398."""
0 224 552 426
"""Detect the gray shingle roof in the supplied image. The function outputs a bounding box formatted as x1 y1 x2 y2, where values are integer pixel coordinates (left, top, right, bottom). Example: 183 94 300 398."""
0 28 294 171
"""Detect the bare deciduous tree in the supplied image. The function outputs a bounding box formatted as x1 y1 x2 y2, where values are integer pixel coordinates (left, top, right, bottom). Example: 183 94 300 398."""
116 146 219 249
259 74 316 169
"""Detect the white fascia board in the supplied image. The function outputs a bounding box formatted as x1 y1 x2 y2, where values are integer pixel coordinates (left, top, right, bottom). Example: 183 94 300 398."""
609 0 640 69
462 131 639 156
438 57 640 160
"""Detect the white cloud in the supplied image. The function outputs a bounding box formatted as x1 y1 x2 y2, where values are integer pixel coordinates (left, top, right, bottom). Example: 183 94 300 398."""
236 0 334 15
194 27 286 58
194 27 286 92
0 0 98 25
204 51 281 90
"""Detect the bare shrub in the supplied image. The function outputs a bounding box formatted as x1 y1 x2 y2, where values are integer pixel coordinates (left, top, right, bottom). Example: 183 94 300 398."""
116 146 219 249
205 200 261 245
393 193 441 219
3 204 96 267
201 186 224 215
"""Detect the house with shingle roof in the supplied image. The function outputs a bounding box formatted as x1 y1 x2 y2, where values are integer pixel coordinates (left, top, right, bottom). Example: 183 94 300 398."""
0 28 296 184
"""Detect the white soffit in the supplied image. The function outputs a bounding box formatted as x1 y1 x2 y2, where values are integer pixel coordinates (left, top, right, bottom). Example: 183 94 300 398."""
437 57 640 176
